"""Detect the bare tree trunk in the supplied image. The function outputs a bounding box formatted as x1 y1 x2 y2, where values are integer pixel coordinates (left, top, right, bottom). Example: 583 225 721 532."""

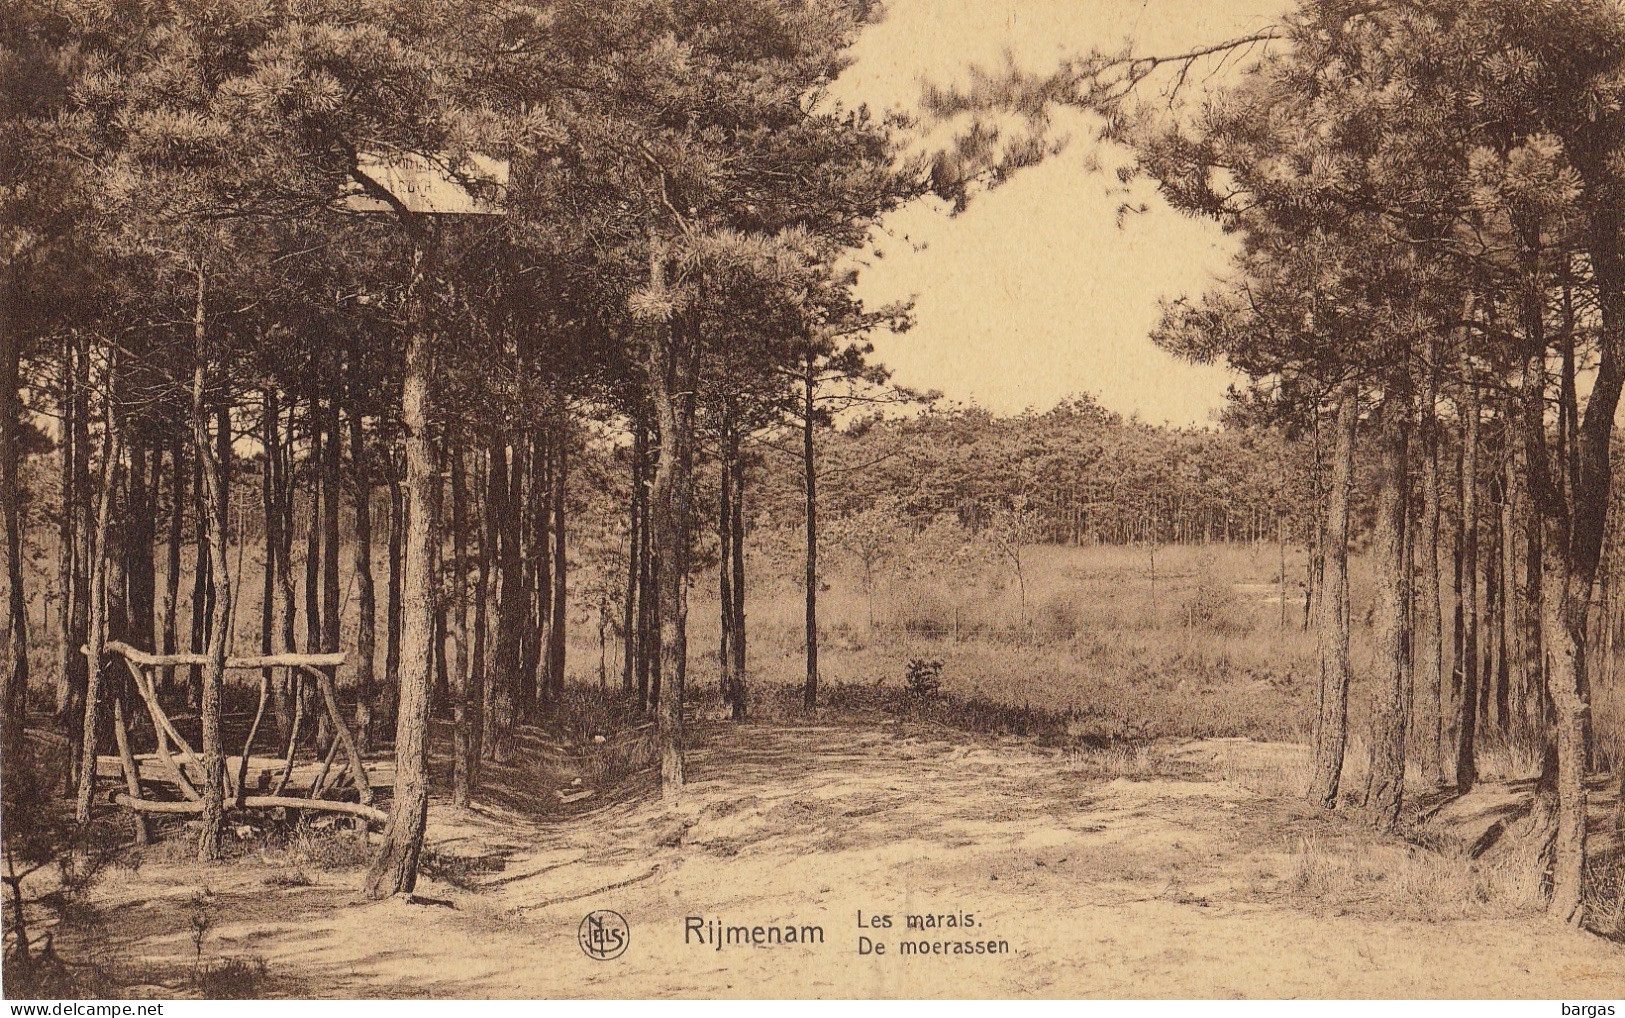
1521 467 1544 739
385 442 404 728
480 440 506 759
729 422 747 721
75 390 119 826
161 435 183 698
191 270 232 863
471 449 489 730
60 336 92 796
189 421 211 710
622 416 644 694
1364 389 1410 831
272 395 300 744
261 392 281 738
648 245 693 798
0 299 29 778
520 432 545 708
320 398 342 735
450 445 478 808
1483 470 1502 730
431 514 448 718
637 432 656 710
802 356 819 713
349 391 377 752
123 447 151 643
1417 352 1446 783
718 410 733 701
1308 380 1356 809
366 242 438 899
1539 545 1589 924
547 435 567 699
304 409 323 707
54 335 78 723
487 437 525 759
1498 406 1516 733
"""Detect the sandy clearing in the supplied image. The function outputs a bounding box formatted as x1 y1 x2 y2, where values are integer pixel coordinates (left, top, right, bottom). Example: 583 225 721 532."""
82 723 1625 999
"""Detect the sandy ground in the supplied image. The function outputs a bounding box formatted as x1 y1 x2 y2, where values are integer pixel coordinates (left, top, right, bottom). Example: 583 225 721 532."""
83 723 1625 999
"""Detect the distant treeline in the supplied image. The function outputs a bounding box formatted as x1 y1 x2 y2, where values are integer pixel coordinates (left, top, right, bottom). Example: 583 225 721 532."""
747 395 1316 548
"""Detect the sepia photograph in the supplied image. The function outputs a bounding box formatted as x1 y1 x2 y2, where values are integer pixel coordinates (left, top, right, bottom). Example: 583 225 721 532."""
2 0 1624 1002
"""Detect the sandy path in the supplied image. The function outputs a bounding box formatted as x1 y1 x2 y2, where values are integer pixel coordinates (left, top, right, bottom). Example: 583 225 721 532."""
93 723 1624 998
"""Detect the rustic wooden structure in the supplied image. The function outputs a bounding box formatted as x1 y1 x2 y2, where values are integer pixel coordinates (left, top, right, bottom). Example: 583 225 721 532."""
88 641 387 825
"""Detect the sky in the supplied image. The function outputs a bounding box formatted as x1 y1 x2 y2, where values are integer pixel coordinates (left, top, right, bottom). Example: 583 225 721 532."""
828 0 1285 426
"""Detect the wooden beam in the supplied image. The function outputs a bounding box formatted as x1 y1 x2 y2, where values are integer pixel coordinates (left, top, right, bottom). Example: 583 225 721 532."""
108 791 386 825
119 656 201 800
94 641 347 671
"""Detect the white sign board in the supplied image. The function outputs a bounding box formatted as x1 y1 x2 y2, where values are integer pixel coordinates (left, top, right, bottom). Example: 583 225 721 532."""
343 151 508 216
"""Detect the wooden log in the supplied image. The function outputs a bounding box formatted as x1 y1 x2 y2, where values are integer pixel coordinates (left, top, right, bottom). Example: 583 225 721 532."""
120 657 200 800
272 671 303 797
236 671 272 806
108 790 387 824
111 690 149 844
297 663 373 805
99 753 394 789
307 730 342 800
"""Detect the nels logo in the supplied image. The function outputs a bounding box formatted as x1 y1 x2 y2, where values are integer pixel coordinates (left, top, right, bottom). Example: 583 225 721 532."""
579 910 630 960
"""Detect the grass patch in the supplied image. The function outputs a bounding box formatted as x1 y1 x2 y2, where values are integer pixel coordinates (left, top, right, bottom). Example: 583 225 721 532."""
1283 834 1545 922
195 956 269 999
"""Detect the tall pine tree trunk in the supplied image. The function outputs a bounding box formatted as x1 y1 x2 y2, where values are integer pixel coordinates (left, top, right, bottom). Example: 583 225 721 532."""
54 334 78 723
350 395 377 751
1456 375 1482 793
189 419 212 710
1308 380 1356 809
547 436 567 699
487 437 525 758
1364 388 1411 830
190 270 232 862
729 423 747 721
385 442 404 728
1497 408 1517 732
718 410 733 701
161 435 183 698
75 380 120 825
522 432 547 708
304 409 323 708
802 357 819 712
366 241 438 899
320 399 342 688
123 444 156 648
1416 353 1446 783
450 445 479 808
471 449 489 736
0 289 29 777
261 392 281 734
622 416 644 694
638 429 656 709
61 336 91 795
647 247 694 797
480 442 504 759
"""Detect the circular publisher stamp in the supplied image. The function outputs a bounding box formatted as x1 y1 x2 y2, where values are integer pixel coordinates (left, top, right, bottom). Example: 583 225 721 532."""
579 909 630 960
